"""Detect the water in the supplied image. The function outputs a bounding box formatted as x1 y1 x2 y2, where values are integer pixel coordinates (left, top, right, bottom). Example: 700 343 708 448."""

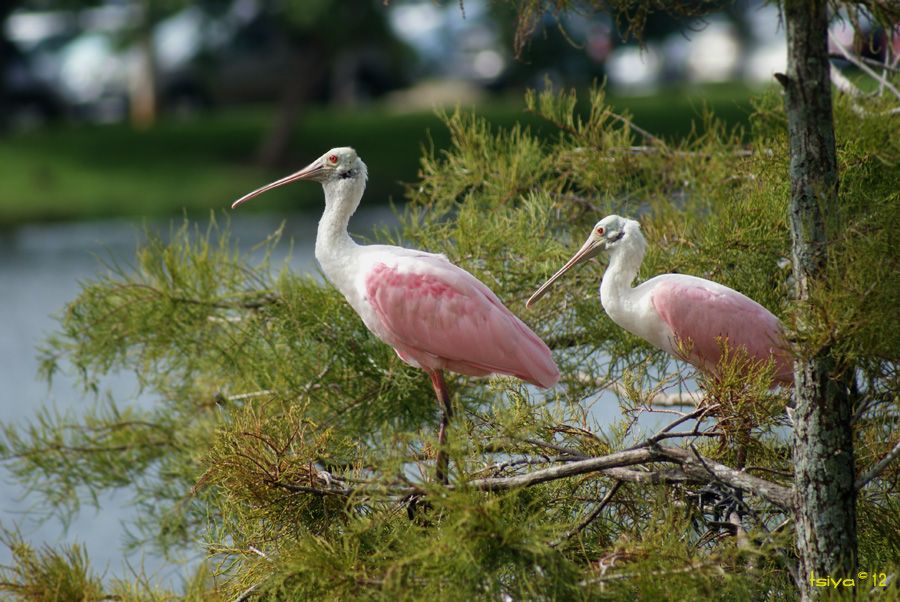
0 207 396 587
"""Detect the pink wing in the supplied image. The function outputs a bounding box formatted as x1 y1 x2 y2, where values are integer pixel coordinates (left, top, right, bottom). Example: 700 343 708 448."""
365 255 559 388
650 276 793 385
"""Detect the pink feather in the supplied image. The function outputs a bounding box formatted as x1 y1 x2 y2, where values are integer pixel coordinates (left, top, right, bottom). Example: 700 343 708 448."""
650 276 793 385
365 256 559 388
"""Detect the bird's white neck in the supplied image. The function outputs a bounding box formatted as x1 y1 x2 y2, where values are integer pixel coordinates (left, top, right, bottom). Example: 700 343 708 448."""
315 176 367 277
599 221 647 312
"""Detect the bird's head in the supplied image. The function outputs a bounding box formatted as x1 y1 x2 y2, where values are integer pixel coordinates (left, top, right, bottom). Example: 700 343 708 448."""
231 147 368 209
526 215 643 308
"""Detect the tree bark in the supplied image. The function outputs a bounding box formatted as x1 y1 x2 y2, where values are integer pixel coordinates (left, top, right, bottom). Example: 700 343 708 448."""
778 2 856 598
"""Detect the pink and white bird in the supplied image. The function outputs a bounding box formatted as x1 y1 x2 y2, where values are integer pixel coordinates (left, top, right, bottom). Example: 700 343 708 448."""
527 215 792 386
232 147 559 482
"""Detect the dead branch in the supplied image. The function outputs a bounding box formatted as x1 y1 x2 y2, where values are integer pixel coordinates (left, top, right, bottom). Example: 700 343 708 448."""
658 446 793 509
619 145 754 158
474 454 584 478
233 582 259 602
829 32 900 101
465 448 661 491
856 439 900 490
632 404 719 451
829 53 900 74
599 466 698 484
553 480 623 545
607 112 664 146
830 64 864 98
465 443 793 509
267 426 794 512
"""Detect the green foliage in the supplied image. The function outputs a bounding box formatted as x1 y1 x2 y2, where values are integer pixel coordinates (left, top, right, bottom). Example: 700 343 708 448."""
1 83 897 599
503 0 727 55
0 529 103 601
0 532 226 601
502 0 900 56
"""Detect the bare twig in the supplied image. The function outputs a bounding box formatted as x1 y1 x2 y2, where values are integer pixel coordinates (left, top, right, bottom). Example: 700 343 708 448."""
553 481 623 545
829 32 900 101
216 390 274 403
467 443 793 508
574 373 703 407
829 53 900 74
856 440 900 490
830 65 872 117
631 404 719 451
234 583 259 602
620 145 754 158
830 65 865 95
270 479 417 499
685 445 799 586
248 546 272 562
608 112 664 146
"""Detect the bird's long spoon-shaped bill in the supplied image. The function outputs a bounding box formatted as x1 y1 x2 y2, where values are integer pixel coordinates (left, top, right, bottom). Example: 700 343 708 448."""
526 236 602 308
231 159 325 209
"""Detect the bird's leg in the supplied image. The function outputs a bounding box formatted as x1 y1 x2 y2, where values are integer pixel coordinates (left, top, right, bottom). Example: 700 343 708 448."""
428 369 453 485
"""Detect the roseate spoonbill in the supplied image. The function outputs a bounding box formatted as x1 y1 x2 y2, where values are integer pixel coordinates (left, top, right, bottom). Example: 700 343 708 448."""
232 147 559 483
527 215 792 386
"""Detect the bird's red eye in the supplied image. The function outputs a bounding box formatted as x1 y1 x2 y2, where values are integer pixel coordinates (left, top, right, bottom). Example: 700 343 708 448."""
328 154 338 164
596 227 605 235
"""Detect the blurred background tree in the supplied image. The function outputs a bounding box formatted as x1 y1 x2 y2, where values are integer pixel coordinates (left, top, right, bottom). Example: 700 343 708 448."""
253 0 409 167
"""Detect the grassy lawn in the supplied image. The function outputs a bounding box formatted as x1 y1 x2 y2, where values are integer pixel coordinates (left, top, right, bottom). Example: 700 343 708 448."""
0 83 763 225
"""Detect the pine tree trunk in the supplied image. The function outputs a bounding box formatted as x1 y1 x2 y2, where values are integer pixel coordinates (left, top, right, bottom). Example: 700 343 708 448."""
778 2 857 598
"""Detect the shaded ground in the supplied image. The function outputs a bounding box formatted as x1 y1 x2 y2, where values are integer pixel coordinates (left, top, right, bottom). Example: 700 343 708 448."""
0 83 761 225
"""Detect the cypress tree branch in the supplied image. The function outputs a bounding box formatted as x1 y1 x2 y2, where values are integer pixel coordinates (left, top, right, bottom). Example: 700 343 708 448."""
829 53 900 74
468 444 792 509
265 442 791 509
654 445 793 510
829 32 900 101
856 440 900 490
599 466 697 484
606 112 664 146
464 448 661 491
